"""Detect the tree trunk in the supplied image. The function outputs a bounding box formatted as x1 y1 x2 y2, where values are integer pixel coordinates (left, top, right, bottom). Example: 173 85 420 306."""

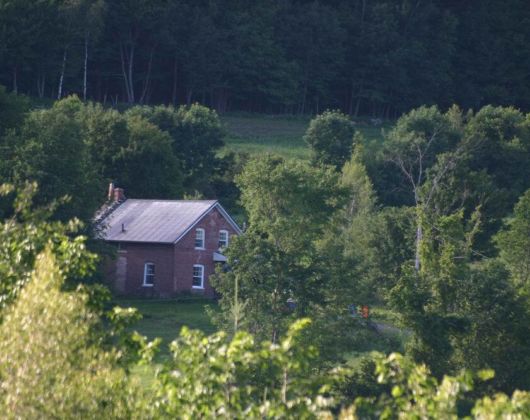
415 222 422 271
58 46 68 100
299 81 307 114
12 66 18 94
139 46 155 104
128 44 135 103
171 51 178 105
83 33 89 101
37 74 45 98
119 42 135 103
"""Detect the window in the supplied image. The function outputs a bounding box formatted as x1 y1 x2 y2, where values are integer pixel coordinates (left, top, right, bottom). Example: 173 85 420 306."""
192 265 204 289
218 230 229 248
143 263 155 287
195 228 205 249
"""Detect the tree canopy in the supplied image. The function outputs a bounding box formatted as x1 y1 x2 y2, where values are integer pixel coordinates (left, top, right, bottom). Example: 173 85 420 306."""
1 1 530 116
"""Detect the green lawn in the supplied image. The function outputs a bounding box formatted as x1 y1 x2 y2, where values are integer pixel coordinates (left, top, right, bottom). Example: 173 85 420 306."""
113 299 217 358
220 113 390 160
116 299 405 357
115 298 406 387
114 299 218 388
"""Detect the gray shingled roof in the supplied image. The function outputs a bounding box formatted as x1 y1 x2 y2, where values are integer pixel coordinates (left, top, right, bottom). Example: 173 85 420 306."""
98 199 222 243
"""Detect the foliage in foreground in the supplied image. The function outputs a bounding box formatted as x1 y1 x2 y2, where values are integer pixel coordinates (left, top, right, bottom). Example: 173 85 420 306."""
0 182 96 311
0 245 529 418
345 353 530 420
0 249 141 419
153 319 336 418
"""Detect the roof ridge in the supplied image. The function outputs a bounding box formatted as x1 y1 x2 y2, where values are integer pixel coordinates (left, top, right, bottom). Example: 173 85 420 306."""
93 198 126 225
124 198 218 203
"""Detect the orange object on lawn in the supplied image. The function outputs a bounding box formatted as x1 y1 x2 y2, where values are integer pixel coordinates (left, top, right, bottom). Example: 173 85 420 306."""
361 305 369 319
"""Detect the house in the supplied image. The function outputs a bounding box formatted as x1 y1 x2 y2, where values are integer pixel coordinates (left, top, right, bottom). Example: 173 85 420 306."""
96 186 242 298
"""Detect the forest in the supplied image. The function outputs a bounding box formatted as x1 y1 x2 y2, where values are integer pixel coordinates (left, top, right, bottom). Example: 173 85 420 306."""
1 0 530 418
1 0 530 116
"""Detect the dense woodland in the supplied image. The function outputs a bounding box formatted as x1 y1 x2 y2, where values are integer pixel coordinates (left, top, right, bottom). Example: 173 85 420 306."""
1 0 530 116
1 85 530 416
1 0 530 417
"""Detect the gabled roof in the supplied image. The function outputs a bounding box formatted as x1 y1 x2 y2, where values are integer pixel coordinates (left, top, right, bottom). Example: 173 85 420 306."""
97 199 241 244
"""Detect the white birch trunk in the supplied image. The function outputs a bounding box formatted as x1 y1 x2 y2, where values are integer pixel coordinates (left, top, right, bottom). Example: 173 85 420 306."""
415 222 422 271
128 44 135 103
171 52 178 105
37 74 45 98
83 33 89 101
58 47 68 100
139 47 154 104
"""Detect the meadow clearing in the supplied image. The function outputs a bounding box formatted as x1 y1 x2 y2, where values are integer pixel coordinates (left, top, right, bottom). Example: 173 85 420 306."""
220 114 390 160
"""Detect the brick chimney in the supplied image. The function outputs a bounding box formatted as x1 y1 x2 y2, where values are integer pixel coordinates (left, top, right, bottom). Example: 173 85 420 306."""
108 182 125 202
113 187 126 202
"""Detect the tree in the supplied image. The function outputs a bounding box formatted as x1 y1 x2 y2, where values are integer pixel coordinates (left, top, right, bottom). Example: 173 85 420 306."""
106 0 170 104
495 188 530 294
81 0 106 101
345 352 530 419
0 182 96 311
210 156 345 345
389 210 474 377
341 143 376 217
304 110 356 170
452 261 530 393
276 1 345 114
77 101 130 182
126 103 224 195
0 249 141 418
4 96 102 221
153 319 336 418
0 85 29 138
322 144 381 303
118 113 183 198
384 105 462 270
0 0 59 94
463 106 530 249
389 203 530 393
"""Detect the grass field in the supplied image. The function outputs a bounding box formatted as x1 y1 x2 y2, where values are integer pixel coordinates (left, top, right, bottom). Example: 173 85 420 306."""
220 113 391 160
114 299 218 388
117 299 405 362
116 299 406 387
114 299 216 358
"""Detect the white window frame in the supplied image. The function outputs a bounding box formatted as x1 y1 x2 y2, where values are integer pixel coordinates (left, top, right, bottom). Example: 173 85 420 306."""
195 228 205 249
143 262 155 287
218 230 229 249
192 264 204 289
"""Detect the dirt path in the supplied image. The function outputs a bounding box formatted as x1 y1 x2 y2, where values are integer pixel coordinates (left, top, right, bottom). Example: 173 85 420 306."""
371 321 405 335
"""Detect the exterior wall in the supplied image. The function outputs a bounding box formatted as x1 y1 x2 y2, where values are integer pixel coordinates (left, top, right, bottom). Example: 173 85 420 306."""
117 242 175 297
173 207 239 298
108 206 239 298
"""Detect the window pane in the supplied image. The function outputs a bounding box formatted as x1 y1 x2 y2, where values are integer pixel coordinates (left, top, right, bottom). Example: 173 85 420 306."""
195 229 204 248
144 263 155 286
192 265 203 287
219 230 228 247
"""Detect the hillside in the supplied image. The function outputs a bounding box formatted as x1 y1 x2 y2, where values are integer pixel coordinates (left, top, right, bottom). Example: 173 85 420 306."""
221 114 389 160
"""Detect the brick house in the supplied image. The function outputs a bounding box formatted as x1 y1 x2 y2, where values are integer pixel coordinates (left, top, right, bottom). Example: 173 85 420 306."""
96 187 242 298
